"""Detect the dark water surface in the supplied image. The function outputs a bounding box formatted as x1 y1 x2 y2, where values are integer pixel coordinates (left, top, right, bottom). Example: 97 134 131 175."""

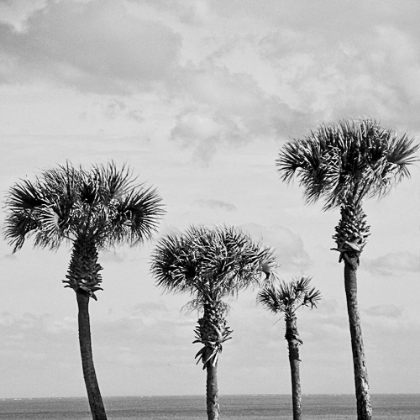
0 394 418 419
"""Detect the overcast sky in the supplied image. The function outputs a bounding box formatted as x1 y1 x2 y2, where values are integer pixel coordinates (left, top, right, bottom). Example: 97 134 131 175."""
0 0 419 399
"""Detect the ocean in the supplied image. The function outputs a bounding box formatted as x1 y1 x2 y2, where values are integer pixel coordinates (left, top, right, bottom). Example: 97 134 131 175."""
0 394 418 419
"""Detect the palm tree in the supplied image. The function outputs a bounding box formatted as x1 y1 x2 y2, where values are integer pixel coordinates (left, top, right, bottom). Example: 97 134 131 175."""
4 162 164 420
150 225 277 420
257 277 321 420
277 119 419 420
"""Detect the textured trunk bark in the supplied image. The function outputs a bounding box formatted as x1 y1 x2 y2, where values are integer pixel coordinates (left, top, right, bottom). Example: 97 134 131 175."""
286 317 302 420
206 361 219 420
344 261 372 420
77 290 107 420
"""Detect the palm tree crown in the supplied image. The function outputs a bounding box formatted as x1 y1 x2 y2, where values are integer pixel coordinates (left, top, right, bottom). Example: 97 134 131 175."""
152 225 277 306
277 119 419 210
258 276 321 322
5 161 163 250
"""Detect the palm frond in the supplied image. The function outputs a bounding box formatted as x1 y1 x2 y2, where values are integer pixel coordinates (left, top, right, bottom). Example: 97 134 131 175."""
257 284 286 314
95 161 135 200
151 232 196 295
277 119 419 209
111 185 164 245
3 211 39 252
294 276 322 308
151 225 277 306
32 206 64 249
6 179 47 210
4 177 52 251
387 133 419 179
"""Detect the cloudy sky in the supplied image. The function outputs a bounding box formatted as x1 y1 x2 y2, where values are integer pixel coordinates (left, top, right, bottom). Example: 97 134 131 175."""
0 0 419 400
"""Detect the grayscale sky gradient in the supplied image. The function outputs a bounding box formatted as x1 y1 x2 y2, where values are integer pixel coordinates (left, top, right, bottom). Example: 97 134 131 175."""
0 0 419 398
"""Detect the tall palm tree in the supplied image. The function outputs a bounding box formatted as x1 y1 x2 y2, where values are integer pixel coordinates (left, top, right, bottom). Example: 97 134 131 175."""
277 119 419 420
257 277 321 420
150 225 277 420
4 162 164 420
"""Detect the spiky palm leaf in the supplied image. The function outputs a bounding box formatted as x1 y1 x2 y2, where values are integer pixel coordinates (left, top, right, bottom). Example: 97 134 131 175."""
257 276 321 321
277 119 419 210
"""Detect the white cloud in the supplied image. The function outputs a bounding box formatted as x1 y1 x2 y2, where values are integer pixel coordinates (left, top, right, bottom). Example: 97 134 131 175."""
0 0 182 93
171 109 224 142
0 0 47 31
99 250 128 263
364 304 402 318
363 252 420 276
168 64 302 161
240 223 311 273
195 199 236 212
2 0 419 152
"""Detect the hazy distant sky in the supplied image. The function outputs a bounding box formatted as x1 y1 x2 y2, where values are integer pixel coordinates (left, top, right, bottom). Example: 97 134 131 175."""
0 0 419 398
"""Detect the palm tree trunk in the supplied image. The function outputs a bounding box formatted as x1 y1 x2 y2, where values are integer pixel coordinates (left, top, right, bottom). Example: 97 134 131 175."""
77 290 107 420
285 317 302 420
206 360 219 420
344 261 372 420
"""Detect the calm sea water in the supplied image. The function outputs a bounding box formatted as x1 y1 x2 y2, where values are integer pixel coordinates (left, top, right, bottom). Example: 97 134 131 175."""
0 394 418 420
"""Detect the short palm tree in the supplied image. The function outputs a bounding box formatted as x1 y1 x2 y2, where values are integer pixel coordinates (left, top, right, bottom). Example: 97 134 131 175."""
150 225 277 420
257 277 320 420
4 162 164 420
277 119 419 420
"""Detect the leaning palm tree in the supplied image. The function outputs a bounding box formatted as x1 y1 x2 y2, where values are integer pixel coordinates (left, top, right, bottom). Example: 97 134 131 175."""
4 162 164 420
151 225 277 420
277 119 419 420
257 277 321 420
